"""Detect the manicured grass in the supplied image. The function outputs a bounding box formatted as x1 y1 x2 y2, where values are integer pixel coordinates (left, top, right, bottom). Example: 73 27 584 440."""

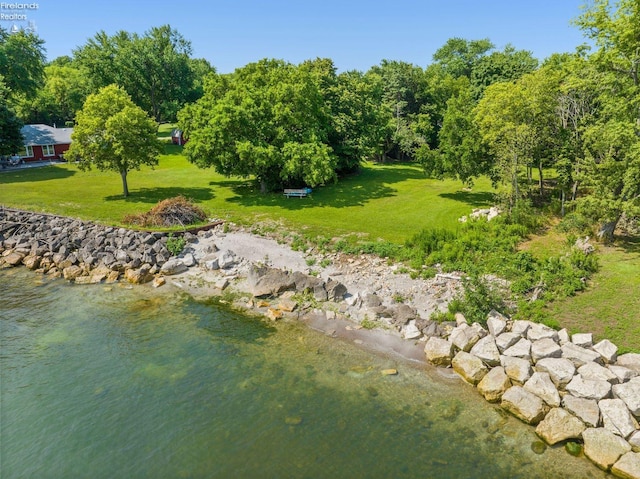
0 146 495 243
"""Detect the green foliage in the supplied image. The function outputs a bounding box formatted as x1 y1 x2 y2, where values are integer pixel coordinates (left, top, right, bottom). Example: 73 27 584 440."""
0 88 23 155
73 25 212 122
166 233 186 256
448 274 509 326
179 59 338 191
67 84 164 197
0 27 46 102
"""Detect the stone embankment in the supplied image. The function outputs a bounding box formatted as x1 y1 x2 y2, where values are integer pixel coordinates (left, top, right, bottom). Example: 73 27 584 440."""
1 207 639 478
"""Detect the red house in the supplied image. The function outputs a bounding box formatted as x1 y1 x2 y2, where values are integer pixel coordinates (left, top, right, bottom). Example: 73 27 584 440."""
19 124 73 162
171 128 187 145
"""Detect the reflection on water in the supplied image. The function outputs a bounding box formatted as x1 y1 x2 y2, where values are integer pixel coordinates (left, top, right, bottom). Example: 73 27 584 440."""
0 268 607 479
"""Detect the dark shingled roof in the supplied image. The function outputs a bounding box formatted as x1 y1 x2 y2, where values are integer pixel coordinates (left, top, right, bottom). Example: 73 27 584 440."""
21 124 73 146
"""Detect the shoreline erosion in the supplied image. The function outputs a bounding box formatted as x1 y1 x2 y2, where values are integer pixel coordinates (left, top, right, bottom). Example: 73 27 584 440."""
1 207 639 478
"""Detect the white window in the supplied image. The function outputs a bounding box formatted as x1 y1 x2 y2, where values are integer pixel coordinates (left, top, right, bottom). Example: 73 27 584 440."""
42 145 55 156
20 145 34 158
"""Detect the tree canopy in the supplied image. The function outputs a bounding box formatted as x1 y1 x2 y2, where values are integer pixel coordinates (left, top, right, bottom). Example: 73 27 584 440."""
67 85 163 197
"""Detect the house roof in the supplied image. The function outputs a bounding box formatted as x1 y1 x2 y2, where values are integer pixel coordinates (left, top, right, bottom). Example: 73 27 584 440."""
21 124 73 146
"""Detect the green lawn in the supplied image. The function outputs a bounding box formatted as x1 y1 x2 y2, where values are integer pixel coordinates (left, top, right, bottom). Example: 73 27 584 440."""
2 145 638 351
0 145 494 243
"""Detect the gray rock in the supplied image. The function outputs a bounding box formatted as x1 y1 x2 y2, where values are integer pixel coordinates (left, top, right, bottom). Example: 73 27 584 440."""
563 395 601 427
535 357 576 389
325 279 347 301
527 323 559 342
469 335 501 367
450 324 481 353
502 337 532 361
558 328 570 345
562 342 602 367
618 353 640 373
579 362 619 384
486 310 507 337
612 452 640 479
248 265 295 297
495 332 521 353
599 398 640 439
477 366 511 403
609 365 640 383
582 427 632 470
470 322 488 339
392 303 417 326
572 332 594 348
501 355 533 384
524 372 561 407
566 375 612 401
613 378 640 417
501 385 547 425
452 351 488 385
204 257 219 270
593 339 619 364
535 407 586 445
160 258 188 275
218 250 236 269
629 431 640 452
403 320 422 340
531 338 562 364
181 253 196 267
424 337 454 367
511 320 534 338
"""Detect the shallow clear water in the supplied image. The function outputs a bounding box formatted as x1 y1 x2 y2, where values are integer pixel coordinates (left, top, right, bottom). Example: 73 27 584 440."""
0 268 608 479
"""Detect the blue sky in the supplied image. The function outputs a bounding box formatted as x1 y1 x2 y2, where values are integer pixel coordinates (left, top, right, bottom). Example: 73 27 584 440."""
3 0 589 72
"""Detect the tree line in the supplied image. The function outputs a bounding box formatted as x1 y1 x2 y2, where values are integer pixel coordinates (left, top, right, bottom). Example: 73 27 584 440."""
1 0 638 239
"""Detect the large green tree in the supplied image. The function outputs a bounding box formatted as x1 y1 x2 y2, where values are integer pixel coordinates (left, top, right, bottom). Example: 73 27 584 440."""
572 0 640 241
0 77 23 155
179 59 337 192
0 27 46 102
67 85 163 197
74 25 212 122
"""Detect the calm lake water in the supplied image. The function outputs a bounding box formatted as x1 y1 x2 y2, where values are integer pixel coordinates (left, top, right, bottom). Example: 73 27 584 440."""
0 268 609 479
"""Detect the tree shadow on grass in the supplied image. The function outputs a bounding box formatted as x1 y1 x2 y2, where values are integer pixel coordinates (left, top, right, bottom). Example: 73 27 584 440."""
614 235 640 256
104 186 214 203
214 164 427 210
0 165 76 184
438 190 496 208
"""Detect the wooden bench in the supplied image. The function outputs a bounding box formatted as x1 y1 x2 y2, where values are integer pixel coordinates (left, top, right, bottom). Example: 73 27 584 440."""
283 188 312 198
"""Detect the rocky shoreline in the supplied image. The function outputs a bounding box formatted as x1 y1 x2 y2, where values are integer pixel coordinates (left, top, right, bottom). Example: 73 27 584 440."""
1 207 639 478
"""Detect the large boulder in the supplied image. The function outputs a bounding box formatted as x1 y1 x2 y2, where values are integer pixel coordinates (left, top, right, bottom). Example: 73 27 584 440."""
495 332 521 353
124 265 153 284
579 362 620 384
618 354 640 374
566 375 612 401
469 335 501 367
629 431 640 453
582 427 632 471
599 398 640 439
248 265 295 298
609 366 640 383
501 355 533 384
535 357 576 389
562 342 602 367
62 265 83 280
452 351 488 385
502 337 532 361
486 310 507 337
501 385 547 425
477 366 511 403
572 332 594 348
531 338 562 364
424 337 454 367
612 452 640 479
563 395 601 428
535 407 586 445
613 378 640 417
449 324 481 352
325 279 347 302
527 323 559 342
524 372 561 407
593 339 619 364
160 258 188 275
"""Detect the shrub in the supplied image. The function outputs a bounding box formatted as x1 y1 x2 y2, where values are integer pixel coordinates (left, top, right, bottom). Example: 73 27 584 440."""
166 233 186 256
